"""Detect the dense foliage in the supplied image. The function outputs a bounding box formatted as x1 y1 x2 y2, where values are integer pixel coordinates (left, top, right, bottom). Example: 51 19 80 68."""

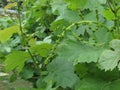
0 0 120 90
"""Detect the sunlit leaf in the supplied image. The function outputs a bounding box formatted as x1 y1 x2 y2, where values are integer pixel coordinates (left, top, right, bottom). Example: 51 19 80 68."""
0 25 19 42
5 51 30 72
30 43 53 57
4 2 17 10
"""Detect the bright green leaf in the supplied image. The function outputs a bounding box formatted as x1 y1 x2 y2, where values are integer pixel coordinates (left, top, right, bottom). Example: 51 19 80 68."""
103 9 115 20
30 43 53 57
64 0 87 10
0 25 19 42
5 51 30 72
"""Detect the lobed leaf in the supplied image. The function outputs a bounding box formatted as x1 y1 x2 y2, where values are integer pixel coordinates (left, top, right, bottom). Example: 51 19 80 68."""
98 39 120 71
56 40 104 64
45 58 79 88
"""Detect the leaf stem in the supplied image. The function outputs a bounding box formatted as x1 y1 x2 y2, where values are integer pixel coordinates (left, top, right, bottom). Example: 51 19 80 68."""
16 0 40 72
27 49 40 72
16 0 23 35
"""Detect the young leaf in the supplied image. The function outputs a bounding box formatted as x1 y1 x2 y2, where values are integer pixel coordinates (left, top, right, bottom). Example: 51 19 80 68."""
30 43 53 57
0 25 19 42
103 9 115 20
64 0 87 10
5 51 30 73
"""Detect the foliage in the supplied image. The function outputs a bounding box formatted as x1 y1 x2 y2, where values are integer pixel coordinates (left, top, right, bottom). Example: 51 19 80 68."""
0 16 15 30
0 0 120 90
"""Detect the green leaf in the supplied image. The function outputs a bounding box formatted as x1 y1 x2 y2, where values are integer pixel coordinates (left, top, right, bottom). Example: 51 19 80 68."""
110 80 120 90
117 9 120 18
98 0 106 4
73 25 87 36
56 9 80 23
84 11 97 21
45 58 79 88
98 39 120 71
94 28 113 43
75 77 106 90
103 9 115 20
10 73 17 82
75 63 88 77
5 51 30 72
51 0 67 14
103 79 120 90
0 25 19 42
20 68 34 79
36 78 57 90
99 50 120 71
30 43 53 57
64 0 87 10
110 39 120 51
84 0 103 10
56 40 103 63
50 19 69 31
36 78 46 88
